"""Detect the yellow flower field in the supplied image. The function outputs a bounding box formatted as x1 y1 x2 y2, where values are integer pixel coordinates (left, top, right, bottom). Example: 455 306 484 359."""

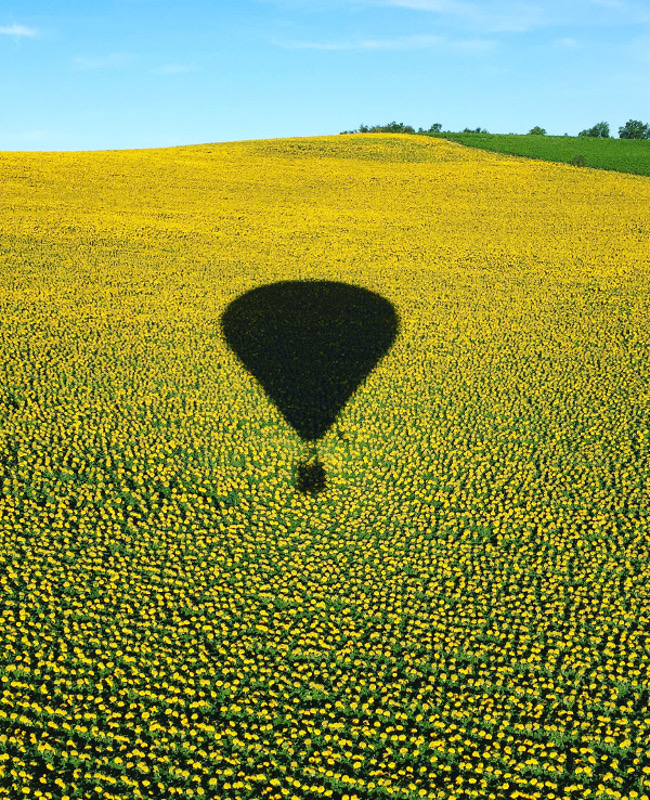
0 133 649 800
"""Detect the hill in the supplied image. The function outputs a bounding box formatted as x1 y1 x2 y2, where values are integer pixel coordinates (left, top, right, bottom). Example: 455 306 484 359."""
1 134 649 800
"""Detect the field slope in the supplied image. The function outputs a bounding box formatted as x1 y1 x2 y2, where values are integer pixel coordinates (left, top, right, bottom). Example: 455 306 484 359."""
438 132 650 176
1 134 650 800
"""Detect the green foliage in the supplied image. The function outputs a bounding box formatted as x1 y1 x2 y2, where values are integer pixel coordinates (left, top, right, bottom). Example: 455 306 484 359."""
341 122 443 135
528 126 547 135
578 121 610 138
418 122 442 133
434 132 650 176
462 126 488 133
571 154 587 167
341 121 416 134
618 119 650 139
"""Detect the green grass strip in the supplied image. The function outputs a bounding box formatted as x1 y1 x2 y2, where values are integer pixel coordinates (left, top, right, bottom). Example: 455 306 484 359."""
431 132 650 177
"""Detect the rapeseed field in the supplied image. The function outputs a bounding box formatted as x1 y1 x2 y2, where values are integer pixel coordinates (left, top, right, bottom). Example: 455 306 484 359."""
0 134 649 800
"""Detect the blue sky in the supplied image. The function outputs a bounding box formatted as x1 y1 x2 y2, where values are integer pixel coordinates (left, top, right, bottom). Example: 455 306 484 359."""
1 0 649 150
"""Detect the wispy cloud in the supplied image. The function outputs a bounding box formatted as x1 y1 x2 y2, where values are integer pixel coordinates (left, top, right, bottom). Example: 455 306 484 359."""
263 0 650 31
582 0 650 24
386 0 546 32
386 0 650 29
276 32 494 51
587 0 625 8
72 53 133 70
0 24 37 37
152 63 199 74
556 36 580 48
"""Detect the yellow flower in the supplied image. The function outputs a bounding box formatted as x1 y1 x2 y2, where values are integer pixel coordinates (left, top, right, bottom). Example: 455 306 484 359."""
1 132 648 800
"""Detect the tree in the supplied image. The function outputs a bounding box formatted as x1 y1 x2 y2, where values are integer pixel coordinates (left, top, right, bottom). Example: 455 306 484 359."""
578 121 610 138
343 121 417 134
618 119 650 139
418 123 443 134
462 127 488 133
382 121 415 134
528 126 547 135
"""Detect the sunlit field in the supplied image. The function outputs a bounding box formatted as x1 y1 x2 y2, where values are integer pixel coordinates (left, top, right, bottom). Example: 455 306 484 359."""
1 134 649 800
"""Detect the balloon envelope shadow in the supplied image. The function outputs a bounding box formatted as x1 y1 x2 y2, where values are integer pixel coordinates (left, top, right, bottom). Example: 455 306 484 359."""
221 280 399 492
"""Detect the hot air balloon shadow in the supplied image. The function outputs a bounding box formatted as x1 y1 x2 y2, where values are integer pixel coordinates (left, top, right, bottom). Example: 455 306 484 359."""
221 280 399 493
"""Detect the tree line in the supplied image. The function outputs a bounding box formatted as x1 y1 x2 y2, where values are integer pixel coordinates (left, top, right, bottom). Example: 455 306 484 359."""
341 120 650 139
531 120 650 139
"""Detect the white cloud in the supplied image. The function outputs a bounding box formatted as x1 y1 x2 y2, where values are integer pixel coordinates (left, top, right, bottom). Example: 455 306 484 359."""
556 36 580 48
262 0 650 26
587 0 625 8
72 53 133 70
386 0 546 32
0 24 37 36
585 0 650 23
276 32 494 51
386 0 473 12
387 0 650 29
152 63 199 74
